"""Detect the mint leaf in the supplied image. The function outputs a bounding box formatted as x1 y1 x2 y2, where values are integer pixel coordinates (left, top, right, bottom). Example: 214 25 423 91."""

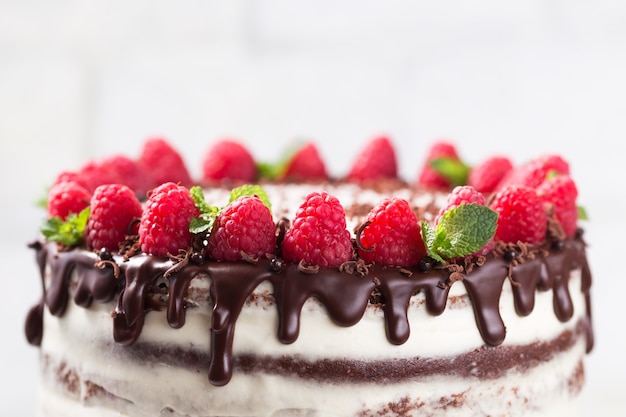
422 204 498 262
578 205 589 221
429 158 471 187
189 217 216 234
190 186 220 234
229 184 271 211
256 140 305 180
420 221 445 263
257 161 282 181
40 207 90 247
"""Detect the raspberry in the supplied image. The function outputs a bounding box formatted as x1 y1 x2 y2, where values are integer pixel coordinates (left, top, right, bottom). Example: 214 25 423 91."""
139 138 193 188
208 196 276 261
281 142 328 181
347 136 397 182
490 186 547 244
468 156 513 193
416 141 461 190
85 184 143 251
537 175 579 238
100 155 152 198
138 182 200 257
53 171 93 192
282 191 353 268
357 198 426 267
47 181 92 220
202 139 256 183
435 186 487 224
78 160 121 192
498 154 569 190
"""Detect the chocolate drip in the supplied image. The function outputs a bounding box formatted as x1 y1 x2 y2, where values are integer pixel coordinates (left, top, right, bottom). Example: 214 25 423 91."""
377 272 449 344
26 238 594 387
275 270 376 344
462 260 509 346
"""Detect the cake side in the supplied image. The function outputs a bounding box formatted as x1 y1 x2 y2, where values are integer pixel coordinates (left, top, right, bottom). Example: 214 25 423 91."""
29 237 591 417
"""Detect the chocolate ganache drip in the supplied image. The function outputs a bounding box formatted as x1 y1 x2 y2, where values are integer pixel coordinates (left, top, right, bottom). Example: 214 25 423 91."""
25 238 593 386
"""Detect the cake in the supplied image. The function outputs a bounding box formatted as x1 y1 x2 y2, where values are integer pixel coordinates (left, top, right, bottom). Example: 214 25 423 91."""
25 136 593 417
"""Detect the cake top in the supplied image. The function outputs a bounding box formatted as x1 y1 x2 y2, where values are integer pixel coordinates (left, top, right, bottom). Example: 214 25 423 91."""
39 135 584 267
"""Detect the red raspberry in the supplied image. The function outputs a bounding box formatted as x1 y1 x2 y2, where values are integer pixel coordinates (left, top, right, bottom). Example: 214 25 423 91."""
347 136 397 182
85 184 143 251
435 185 487 224
138 182 200 257
202 139 256 183
100 155 152 198
281 142 328 181
490 186 547 244
357 198 426 267
498 154 569 190
47 181 92 220
537 175 579 238
416 141 461 190
78 160 120 192
468 156 513 193
282 191 353 268
138 138 193 188
53 171 93 192
208 196 276 261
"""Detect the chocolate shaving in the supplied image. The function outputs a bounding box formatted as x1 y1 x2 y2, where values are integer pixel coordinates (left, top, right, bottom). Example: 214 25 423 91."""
275 218 289 257
126 218 140 235
435 262 466 289
398 268 413 277
297 260 320 274
164 249 191 279
119 235 141 261
241 251 259 265
339 260 371 277
354 220 374 252
94 259 120 279
494 240 548 287
546 206 567 243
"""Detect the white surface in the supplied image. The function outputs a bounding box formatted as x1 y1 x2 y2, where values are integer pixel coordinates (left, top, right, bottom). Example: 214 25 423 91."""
1 1 625 415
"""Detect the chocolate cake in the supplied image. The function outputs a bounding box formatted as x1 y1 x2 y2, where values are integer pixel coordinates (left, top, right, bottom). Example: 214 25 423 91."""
25 137 593 417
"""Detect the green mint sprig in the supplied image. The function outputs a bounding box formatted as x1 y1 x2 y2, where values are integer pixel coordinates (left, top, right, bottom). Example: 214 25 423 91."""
429 157 471 187
228 184 271 211
257 140 304 180
189 186 220 234
421 204 498 263
40 207 90 247
189 184 272 234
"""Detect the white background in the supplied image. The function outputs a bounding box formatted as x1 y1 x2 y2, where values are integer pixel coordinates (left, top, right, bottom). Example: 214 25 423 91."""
1 1 625 415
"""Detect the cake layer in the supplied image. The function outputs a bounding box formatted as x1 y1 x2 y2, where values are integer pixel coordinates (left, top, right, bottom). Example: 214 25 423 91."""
37 311 587 417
